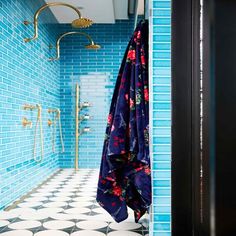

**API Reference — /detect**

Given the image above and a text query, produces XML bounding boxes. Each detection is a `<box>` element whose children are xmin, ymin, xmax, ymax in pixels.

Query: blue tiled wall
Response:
<box><xmin>59</xmin><ymin>21</ymin><xmax>133</xmax><ymax>168</ymax></box>
<box><xmin>151</xmin><ymin>0</ymin><xmax>171</xmax><ymax>235</ymax></box>
<box><xmin>0</xmin><ymin>0</ymin><xmax>172</xmax><ymax>234</ymax></box>
<box><xmin>0</xmin><ymin>0</ymin><xmax>61</xmax><ymax>210</ymax></box>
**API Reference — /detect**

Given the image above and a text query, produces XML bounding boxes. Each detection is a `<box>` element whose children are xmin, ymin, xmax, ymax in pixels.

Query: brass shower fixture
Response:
<box><xmin>24</xmin><ymin>2</ymin><xmax>93</xmax><ymax>43</ymax></box>
<box><xmin>49</xmin><ymin>31</ymin><xmax>101</xmax><ymax>61</ymax></box>
<box><xmin>22</xmin><ymin>117</ymin><xmax>32</xmax><ymax>128</ymax></box>
<box><xmin>23</xmin><ymin>104</ymin><xmax>44</xmax><ymax>163</ymax></box>
<box><xmin>48</xmin><ymin>108</ymin><xmax>64</xmax><ymax>153</ymax></box>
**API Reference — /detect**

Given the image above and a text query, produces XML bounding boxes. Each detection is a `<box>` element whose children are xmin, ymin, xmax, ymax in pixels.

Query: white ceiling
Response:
<box><xmin>45</xmin><ymin>0</ymin><xmax>129</xmax><ymax>24</ymax></box>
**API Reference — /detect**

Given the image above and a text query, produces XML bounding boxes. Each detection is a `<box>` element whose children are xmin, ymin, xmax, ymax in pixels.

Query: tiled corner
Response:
<box><xmin>59</xmin><ymin>21</ymin><xmax>133</xmax><ymax>168</ymax></box>
<box><xmin>0</xmin><ymin>0</ymin><xmax>61</xmax><ymax>210</ymax></box>
<box><xmin>150</xmin><ymin>0</ymin><xmax>171</xmax><ymax>235</ymax></box>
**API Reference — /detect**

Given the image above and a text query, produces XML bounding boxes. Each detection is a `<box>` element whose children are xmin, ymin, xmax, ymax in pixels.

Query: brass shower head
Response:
<box><xmin>85</xmin><ymin>44</ymin><xmax>101</xmax><ymax>49</ymax></box>
<box><xmin>72</xmin><ymin>18</ymin><xmax>93</xmax><ymax>28</ymax></box>
<box><xmin>24</xmin><ymin>2</ymin><xmax>93</xmax><ymax>43</ymax></box>
<box><xmin>49</xmin><ymin>31</ymin><xmax>100</xmax><ymax>61</ymax></box>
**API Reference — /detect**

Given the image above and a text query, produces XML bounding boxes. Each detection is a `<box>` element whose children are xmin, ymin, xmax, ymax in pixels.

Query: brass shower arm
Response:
<box><xmin>24</xmin><ymin>2</ymin><xmax>90</xmax><ymax>43</ymax></box>
<box><xmin>49</xmin><ymin>31</ymin><xmax>96</xmax><ymax>61</ymax></box>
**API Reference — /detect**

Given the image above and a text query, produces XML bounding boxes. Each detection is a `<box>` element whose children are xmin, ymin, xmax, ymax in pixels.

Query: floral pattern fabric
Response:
<box><xmin>96</xmin><ymin>20</ymin><xmax>151</xmax><ymax>223</ymax></box>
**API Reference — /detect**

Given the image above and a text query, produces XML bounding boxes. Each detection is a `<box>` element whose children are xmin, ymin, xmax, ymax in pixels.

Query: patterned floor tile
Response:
<box><xmin>109</xmin><ymin>222</ymin><xmax>142</xmax><ymax>231</ymax></box>
<box><xmin>34</xmin><ymin>230</ymin><xmax>69</xmax><ymax>236</ymax></box>
<box><xmin>43</xmin><ymin>220</ymin><xmax>75</xmax><ymax>230</ymax></box>
<box><xmin>0</xmin><ymin>220</ymin><xmax>9</xmax><ymax>228</ymax></box>
<box><xmin>64</xmin><ymin>207</ymin><xmax>90</xmax><ymax>215</ymax></box>
<box><xmin>70</xmin><ymin>230</ymin><xmax>106</xmax><ymax>236</ymax></box>
<box><xmin>0</xmin><ymin>230</ymin><xmax>33</xmax><ymax>236</ymax></box>
<box><xmin>0</xmin><ymin>169</ymin><xmax>149</xmax><ymax>235</ymax></box>
<box><xmin>107</xmin><ymin>231</ymin><xmax>142</xmax><ymax>236</ymax></box>
<box><xmin>76</xmin><ymin>220</ymin><xmax>108</xmax><ymax>230</ymax></box>
<box><xmin>8</xmin><ymin>220</ymin><xmax>41</xmax><ymax>230</ymax></box>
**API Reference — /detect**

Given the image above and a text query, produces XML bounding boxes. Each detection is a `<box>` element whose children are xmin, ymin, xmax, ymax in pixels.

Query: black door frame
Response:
<box><xmin>172</xmin><ymin>0</ymin><xmax>207</xmax><ymax>235</ymax></box>
<box><xmin>172</xmin><ymin>0</ymin><xmax>236</xmax><ymax>235</ymax></box>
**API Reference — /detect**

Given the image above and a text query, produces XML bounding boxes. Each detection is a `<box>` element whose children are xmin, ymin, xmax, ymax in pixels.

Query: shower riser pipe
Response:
<box><xmin>75</xmin><ymin>83</ymin><xmax>80</xmax><ymax>171</ymax></box>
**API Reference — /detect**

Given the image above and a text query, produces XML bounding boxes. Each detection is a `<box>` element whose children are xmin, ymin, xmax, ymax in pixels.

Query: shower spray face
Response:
<box><xmin>85</xmin><ymin>44</ymin><xmax>101</xmax><ymax>49</ymax></box>
<box><xmin>72</xmin><ymin>18</ymin><xmax>93</xmax><ymax>28</ymax></box>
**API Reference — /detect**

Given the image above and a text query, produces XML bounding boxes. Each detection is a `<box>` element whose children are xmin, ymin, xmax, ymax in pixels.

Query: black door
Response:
<box><xmin>172</xmin><ymin>0</ymin><xmax>236</xmax><ymax>235</ymax></box>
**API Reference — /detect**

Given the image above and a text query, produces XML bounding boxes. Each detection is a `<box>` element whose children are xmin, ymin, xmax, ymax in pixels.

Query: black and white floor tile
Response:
<box><xmin>0</xmin><ymin>169</ymin><xmax>149</xmax><ymax>236</ymax></box>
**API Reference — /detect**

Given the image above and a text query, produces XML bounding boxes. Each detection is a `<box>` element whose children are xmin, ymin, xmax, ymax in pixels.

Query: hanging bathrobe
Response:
<box><xmin>96</xmin><ymin>20</ymin><xmax>151</xmax><ymax>223</ymax></box>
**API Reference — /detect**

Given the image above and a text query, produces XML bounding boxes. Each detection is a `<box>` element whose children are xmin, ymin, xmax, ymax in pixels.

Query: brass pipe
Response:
<box><xmin>33</xmin><ymin>104</ymin><xmax>44</xmax><ymax>162</ymax></box>
<box><xmin>75</xmin><ymin>83</ymin><xmax>80</xmax><ymax>171</ymax></box>
<box><xmin>24</xmin><ymin>2</ymin><xmax>93</xmax><ymax>43</ymax></box>
<box><xmin>23</xmin><ymin>104</ymin><xmax>44</xmax><ymax>162</ymax></box>
<box><xmin>49</xmin><ymin>31</ymin><xmax>100</xmax><ymax>61</ymax></box>
<box><xmin>23</xmin><ymin>104</ymin><xmax>38</xmax><ymax>110</ymax></box>
<box><xmin>48</xmin><ymin>108</ymin><xmax>64</xmax><ymax>153</ymax></box>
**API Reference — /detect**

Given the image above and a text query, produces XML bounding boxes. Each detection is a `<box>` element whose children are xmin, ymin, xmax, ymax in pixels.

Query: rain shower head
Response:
<box><xmin>49</xmin><ymin>32</ymin><xmax>100</xmax><ymax>61</ymax></box>
<box><xmin>85</xmin><ymin>44</ymin><xmax>101</xmax><ymax>49</ymax></box>
<box><xmin>24</xmin><ymin>2</ymin><xmax>93</xmax><ymax>43</ymax></box>
<box><xmin>72</xmin><ymin>18</ymin><xmax>93</xmax><ymax>28</ymax></box>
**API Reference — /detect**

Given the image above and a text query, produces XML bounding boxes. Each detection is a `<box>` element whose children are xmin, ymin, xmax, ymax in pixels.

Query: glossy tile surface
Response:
<box><xmin>0</xmin><ymin>169</ymin><xmax>149</xmax><ymax>235</ymax></box>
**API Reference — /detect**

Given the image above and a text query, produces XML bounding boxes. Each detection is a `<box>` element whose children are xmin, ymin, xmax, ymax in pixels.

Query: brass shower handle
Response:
<box><xmin>48</xmin><ymin>119</ymin><xmax>54</xmax><ymax>126</ymax></box>
<box><xmin>22</xmin><ymin>117</ymin><xmax>32</xmax><ymax>128</ymax></box>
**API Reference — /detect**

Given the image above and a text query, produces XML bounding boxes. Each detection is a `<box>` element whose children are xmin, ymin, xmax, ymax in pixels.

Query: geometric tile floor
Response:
<box><xmin>0</xmin><ymin>169</ymin><xmax>149</xmax><ymax>236</ymax></box>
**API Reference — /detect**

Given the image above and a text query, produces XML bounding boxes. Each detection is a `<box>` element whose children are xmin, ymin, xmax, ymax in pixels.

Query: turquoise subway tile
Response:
<box><xmin>153</xmin><ymin>9</ymin><xmax>171</xmax><ymax>17</ymax></box>
<box><xmin>0</xmin><ymin>0</ymin><xmax>60</xmax><ymax>210</ymax></box>
<box><xmin>59</xmin><ymin>20</ymin><xmax>133</xmax><ymax>168</ymax></box>
<box><xmin>152</xmin><ymin>161</ymin><xmax>171</xmax><ymax>170</ymax></box>
<box><xmin>152</xmin><ymin>170</ymin><xmax>171</xmax><ymax>178</ymax></box>
<box><xmin>153</xmin><ymin>86</ymin><xmax>171</xmax><ymax>93</ymax></box>
<box><xmin>153</xmin><ymin>18</ymin><xmax>171</xmax><ymax>26</ymax></box>
<box><xmin>153</xmin><ymin>205</ymin><xmax>171</xmax><ymax>214</ymax></box>
<box><xmin>154</xmin><ymin>223</ymin><xmax>171</xmax><ymax>231</ymax></box>
<box><xmin>153</xmin><ymin>179</ymin><xmax>170</xmax><ymax>188</ymax></box>
<box><xmin>153</xmin><ymin>93</ymin><xmax>171</xmax><ymax>101</ymax></box>
<box><xmin>153</xmin><ymin>42</ymin><xmax>171</xmax><ymax>50</ymax></box>
<box><xmin>153</xmin><ymin>187</ymin><xmax>171</xmax><ymax>197</ymax></box>
<box><xmin>153</xmin><ymin>214</ymin><xmax>171</xmax><ymax>222</ymax></box>
<box><xmin>153</xmin><ymin>144</ymin><xmax>171</xmax><ymax>153</ymax></box>
<box><xmin>153</xmin><ymin>1</ymin><xmax>171</xmax><ymax>8</ymax></box>
<box><xmin>153</xmin><ymin>26</ymin><xmax>171</xmax><ymax>34</ymax></box>
<box><xmin>153</xmin><ymin>154</ymin><xmax>171</xmax><ymax>161</ymax></box>
<box><xmin>153</xmin><ymin>127</ymin><xmax>171</xmax><ymax>136</ymax></box>
<box><xmin>153</xmin><ymin>102</ymin><xmax>171</xmax><ymax>110</ymax></box>
<box><xmin>153</xmin><ymin>110</ymin><xmax>171</xmax><ymax>119</ymax></box>
<box><xmin>153</xmin><ymin>120</ymin><xmax>171</xmax><ymax>127</ymax></box>
<box><xmin>153</xmin><ymin>136</ymin><xmax>171</xmax><ymax>144</ymax></box>
<box><xmin>153</xmin><ymin>232</ymin><xmax>171</xmax><ymax>236</ymax></box>
<box><xmin>153</xmin><ymin>68</ymin><xmax>171</xmax><ymax>77</ymax></box>
<box><xmin>153</xmin><ymin>51</ymin><xmax>171</xmax><ymax>59</ymax></box>
<box><xmin>153</xmin><ymin>34</ymin><xmax>171</xmax><ymax>42</ymax></box>
<box><xmin>153</xmin><ymin>59</ymin><xmax>171</xmax><ymax>67</ymax></box>
<box><xmin>153</xmin><ymin>76</ymin><xmax>171</xmax><ymax>85</ymax></box>
<box><xmin>153</xmin><ymin>196</ymin><xmax>171</xmax><ymax>205</ymax></box>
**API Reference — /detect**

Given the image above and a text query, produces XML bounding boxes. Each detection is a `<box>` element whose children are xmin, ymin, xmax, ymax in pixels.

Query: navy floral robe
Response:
<box><xmin>96</xmin><ymin>20</ymin><xmax>151</xmax><ymax>223</ymax></box>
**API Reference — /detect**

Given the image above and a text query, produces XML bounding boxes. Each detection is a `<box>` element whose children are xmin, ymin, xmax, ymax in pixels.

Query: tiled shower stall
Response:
<box><xmin>0</xmin><ymin>0</ymin><xmax>171</xmax><ymax>235</ymax></box>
